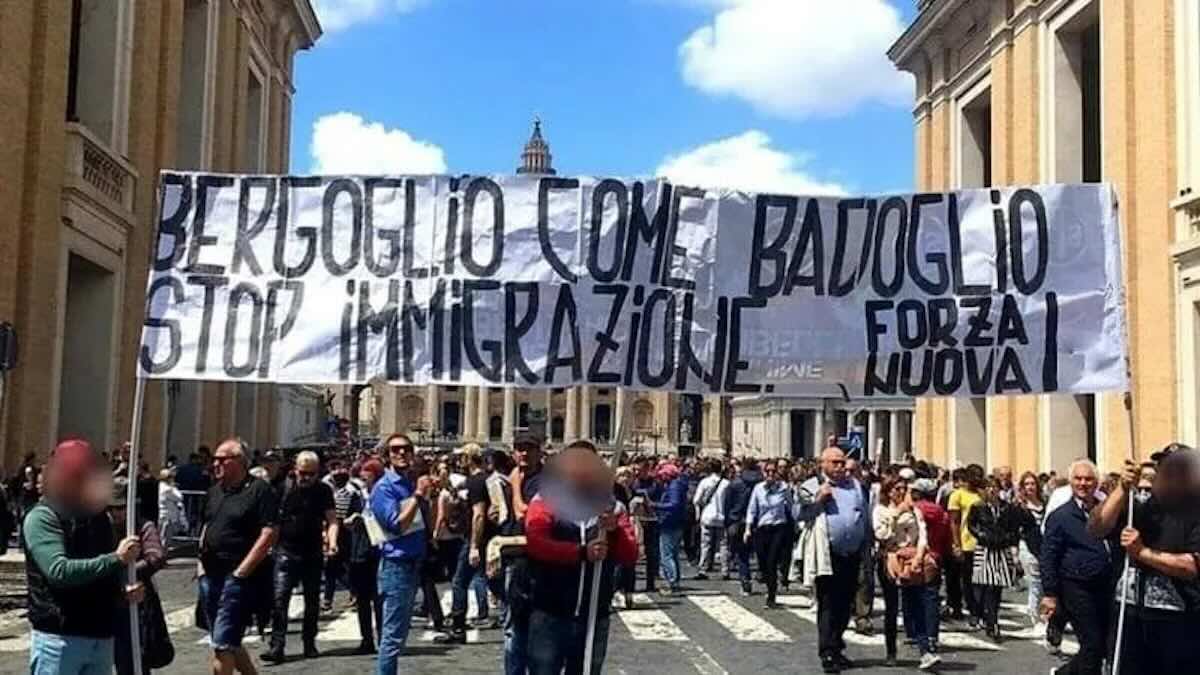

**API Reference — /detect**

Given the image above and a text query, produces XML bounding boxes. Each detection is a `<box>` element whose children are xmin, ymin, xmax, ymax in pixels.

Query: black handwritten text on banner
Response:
<box><xmin>138</xmin><ymin>173</ymin><xmax>1127</xmax><ymax>398</ymax></box>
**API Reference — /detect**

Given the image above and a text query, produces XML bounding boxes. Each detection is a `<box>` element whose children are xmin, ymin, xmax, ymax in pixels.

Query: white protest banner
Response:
<box><xmin>138</xmin><ymin>173</ymin><xmax>1127</xmax><ymax>398</ymax></box>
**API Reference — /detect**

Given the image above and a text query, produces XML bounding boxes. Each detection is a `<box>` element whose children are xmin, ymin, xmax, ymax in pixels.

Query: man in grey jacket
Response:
<box><xmin>798</xmin><ymin>447</ymin><xmax>869</xmax><ymax>674</ymax></box>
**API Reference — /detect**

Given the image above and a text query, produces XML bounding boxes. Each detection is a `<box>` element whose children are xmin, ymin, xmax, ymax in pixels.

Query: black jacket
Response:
<box><xmin>723</xmin><ymin>470</ymin><xmax>763</xmax><ymax>528</ymax></box>
<box><xmin>1040</xmin><ymin>498</ymin><xmax>1112</xmax><ymax>597</ymax></box>
<box><xmin>966</xmin><ymin>500</ymin><xmax>1026</xmax><ymax>550</ymax></box>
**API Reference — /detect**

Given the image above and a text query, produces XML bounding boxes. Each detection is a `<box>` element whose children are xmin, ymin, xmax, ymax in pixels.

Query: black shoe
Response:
<box><xmin>833</xmin><ymin>653</ymin><xmax>854</xmax><ymax>670</ymax></box>
<box><xmin>721</xmin><ymin>574</ymin><xmax>732</xmax><ymax>581</ymax></box>
<box><xmin>821</xmin><ymin>655</ymin><xmax>841</xmax><ymax>673</ymax></box>
<box><xmin>355</xmin><ymin>641</ymin><xmax>376</xmax><ymax>655</ymax></box>
<box><xmin>433</xmin><ymin>631</ymin><xmax>467</xmax><ymax>645</ymax></box>
<box><xmin>260</xmin><ymin>650</ymin><xmax>285</xmax><ymax>665</ymax></box>
<box><xmin>764</xmin><ymin>600</ymin><xmax>779</xmax><ymax>610</ymax></box>
<box><xmin>741</xmin><ymin>582</ymin><xmax>753</xmax><ymax>596</ymax></box>
<box><xmin>303</xmin><ymin>644</ymin><xmax>319</xmax><ymax>659</ymax></box>
<box><xmin>694</xmin><ymin>572</ymin><xmax>709</xmax><ymax>581</ymax></box>
<box><xmin>884</xmin><ymin>652</ymin><xmax>897</xmax><ymax>667</ymax></box>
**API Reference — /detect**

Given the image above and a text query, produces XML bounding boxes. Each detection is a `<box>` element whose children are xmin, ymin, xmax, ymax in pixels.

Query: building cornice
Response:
<box><xmin>888</xmin><ymin>0</ymin><xmax>960</xmax><ymax>68</ymax></box>
<box><xmin>291</xmin><ymin>0</ymin><xmax>322</xmax><ymax>47</ymax></box>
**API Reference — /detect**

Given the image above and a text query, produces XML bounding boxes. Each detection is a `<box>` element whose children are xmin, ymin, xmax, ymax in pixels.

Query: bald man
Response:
<box><xmin>199</xmin><ymin>439</ymin><xmax>278</xmax><ymax>675</ymax></box>
<box><xmin>524</xmin><ymin>443</ymin><xmax>638</xmax><ymax>674</ymax></box>
<box><xmin>263</xmin><ymin>451</ymin><xmax>337</xmax><ymax>663</ymax></box>
<box><xmin>798</xmin><ymin>447</ymin><xmax>869</xmax><ymax>674</ymax></box>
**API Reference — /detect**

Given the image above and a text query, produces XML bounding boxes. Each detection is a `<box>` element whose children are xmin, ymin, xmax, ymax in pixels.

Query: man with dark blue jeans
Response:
<box><xmin>372</xmin><ymin>435</ymin><xmax>432</xmax><ymax>675</ymax></box>
<box><xmin>525</xmin><ymin>443</ymin><xmax>637</xmax><ymax>675</ymax></box>
<box><xmin>724</xmin><ymin>460</ymin><xmax>762</xmax><ymax>595</ymax></box>
<box><xmin>503</xmin><ymin>434</ymin><xmax>544</xmax><ymax>675</ymax></box>
<box><xmin>199</xmin><ymin>438</ymin><xmax>278</xmax><ymax>675</ymax></box>
<box><xmin>436</xmin><ymin>448</ymin><xmax>490</xmax><ymax>644</ymax></box>
<box><xmin>655</xmin><ymin>464</ymin><xmax>689</xmax><ymax>594</ymax></box>
<box><xmin>263</xmin><ymin>451</ymin><xmax>337</xmax><ymax>663</ymax></box>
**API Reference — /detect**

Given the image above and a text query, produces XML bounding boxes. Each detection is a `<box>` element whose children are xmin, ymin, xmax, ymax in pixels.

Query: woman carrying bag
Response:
<box><xmin>874</xmin><ymin>476</ymin><xmax>939</xmax><ymax>670</ymax></box>
<box><xmin>966</xmin><ymin>477</ymin><xmax>1031</xmax><ymax>642</ymax></box>
<box><xmin>109</xmin><ymin>477</ymin><xmax>173</xmax><ymax>674</ymax></box>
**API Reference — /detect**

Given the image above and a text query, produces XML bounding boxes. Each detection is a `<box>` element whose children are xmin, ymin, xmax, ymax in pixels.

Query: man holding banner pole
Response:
<box><xmin>1087</xmin><ymin>447</ymin><xmax>1200</xmax><ymax>674</ymax></box>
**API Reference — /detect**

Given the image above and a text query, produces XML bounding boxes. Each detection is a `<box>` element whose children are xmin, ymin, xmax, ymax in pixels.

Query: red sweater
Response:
<box><xmin>525</xmin><ymin>497</ymin><xmax>638</xmax><ymax>567</ymax></box>
<box><xmin>915</xmin><ymin>500</ymin><xmax>952</xmax><ymax>561</ymax></box>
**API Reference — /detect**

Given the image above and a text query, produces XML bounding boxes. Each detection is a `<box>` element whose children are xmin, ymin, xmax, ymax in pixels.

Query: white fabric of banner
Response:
<box><xmin>138</xmin><ymin>174</ymin><xmax>1127</xmax><ymax>398</ymax></box>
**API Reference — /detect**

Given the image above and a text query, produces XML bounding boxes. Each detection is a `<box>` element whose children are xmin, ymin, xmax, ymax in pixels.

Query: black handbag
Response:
<box><xmin>142</xmin><ymin>581</ymin><xmax>175</xmax><ymax>669</ymax></box>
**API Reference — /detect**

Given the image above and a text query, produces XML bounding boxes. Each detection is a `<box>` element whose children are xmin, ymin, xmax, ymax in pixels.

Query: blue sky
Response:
<box><xmin>293</xmin><ymin>0</ymin><xmax>918</xmax><ymax>196</ymax></box>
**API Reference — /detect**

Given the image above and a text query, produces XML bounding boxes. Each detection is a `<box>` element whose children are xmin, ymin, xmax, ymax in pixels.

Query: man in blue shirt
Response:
<box><xmin>370</xmin><ymin>434</ymin><xmax>433</xmax><ymax>675</ymax></box>
<box><xmin>798</xmin><ymin>446</ymin><xmax>868</xmax><ymax>674</ymax></box>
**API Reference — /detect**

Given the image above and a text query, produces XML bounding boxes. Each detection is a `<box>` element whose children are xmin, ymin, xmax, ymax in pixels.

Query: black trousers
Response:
<box><xmin>1112</xmin><ymin>606</ymin><xmax>1200</xmax><ymax>674</ymax></box>
<box><xmin>816</xmin><ymin>553</ymin><xmax>860</xmax><ymax>658</ymax></box>
<box><xmin>269</xmin><ymin>553</ymin><xmax>322</xmax><ymax>653</ymax></box>
<box><xmin>961</xmin><ymin>551</ymin><xmax>980</xmax><ymax>617</ymax></box>
<box><xmin>1057</xmin><ymin>576</ymin><xmax>1111</xmax><ymax>675</ymax></box>
<box><xmin>876</xmin><ymin>560</ymin><xmax>899</xmax><ymax>656</ymax></box>
<box><xmin>641</xmin><ymin>521</ymin><xmax>660</xmax><ymax>591</ymax></box>
<box><xmin>348</xmin><ymin>557</ymin><xmax>382</xmax><ymax>646</ymax></box>
<box><xmin>727</xmin><ymin>523</ymin><xmax>753</xmax><ymax>584</ymax></box>
<box><xmin>943</xmin><ymin>554</ymin><xmax>963</xmax><ymax>615</ymax></box>
<box><xmin>753</xmin><ymin>524</ymin><xmax>791</xmax><ymax>603</ymax></box>
<box><xmin>978</xmin><ymin>585</ymin><xmax>1002</xmax><ymax>631</ymax></box>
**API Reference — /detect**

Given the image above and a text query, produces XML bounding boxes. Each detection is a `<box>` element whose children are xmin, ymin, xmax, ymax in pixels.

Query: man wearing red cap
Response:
<box><xmin>23</xmin><ymin>438</ymin><xmax>143</xmax><ymax>674</ymax></box>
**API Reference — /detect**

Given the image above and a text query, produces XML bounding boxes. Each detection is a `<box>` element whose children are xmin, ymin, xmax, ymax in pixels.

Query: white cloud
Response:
<box><xmin>656</xmin><ymin>130</ymin><xmax>846</xmax><ymax>195</ymax></box>
<box><xmin>312</xmin><ymin>0</ymin><xmax>426</xmax><ymax>32</ymax></box>
<box><xmin>309</xmin><ymin>112</ymin><xmax>447</xmax><ymax>174</ymax></box>
<box><xmin>678</xmin><ymin>0</ymin><xmax>913</xmax><ymax>119</ymax></box>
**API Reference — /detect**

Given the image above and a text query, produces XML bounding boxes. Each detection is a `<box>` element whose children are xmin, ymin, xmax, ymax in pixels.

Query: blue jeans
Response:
<box><xmin>900</xmin><ymin>584</ymin><xmax>933</xmax><ymax>654</ymax></box>
<box><xmin>29</xmin><ymin>630</ymin><xmax>113</xmax><ymax>675</ymax></box>
<box><xmin>377</xmin><ymin>558</ymin><xmax>420</xmax><ymax>675</ymax></box>
<box><xmin>504</xmin><ymin>560</ymin><xmax>531</xmax><ymax>675</ymax></box>
<box><xmin>200</xmin><ymin>573</ymin><xmax>254</xmax><ymax>651</ymax></box>
<box><xmin>659</xmin><ymin>526</ymin><xmax>683</xmax><ymax>589</ymax></box>
<box><xmin>450</xmin><ymin>542</ymin><xmax>488</xmax><ymax>629</ymax></box>
<box><xmin>527</xmin><ymin>609</ymin><xmax>610</xmax><ymax>675</ymax></box>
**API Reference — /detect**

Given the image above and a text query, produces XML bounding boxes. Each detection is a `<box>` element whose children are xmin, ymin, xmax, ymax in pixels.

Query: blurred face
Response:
<box><xmin>890</xmin><ymin>481</ymin><xmax>908</xmax><ymax>505</ymax></box>
<box><xmin>212</xmin><ymin>442</ymin><xmax>245</xmax><ymax>484</ymax></box>
<box><xmin>1021</xmin><ymin>476</ymin><xmax>1039</xmax><ymax>499</ymax></box>
<box><xmin>1070</xmin><ymin>465</ymin><xmax>1098</xmax><ymax>501</ymax></box>
<box><xmin>822</xmin><ymin>449</ymin><xmax>847</xmax><ymax>481</ymax></box>
<box><xmin>515</xmin><ymin>444</ymin><xmax>542</xmax><ymax>470</ymax></box>
<box><xmin>845</xmin><ymin>459</ymin><xmax>860</xmax><ymax>479</ymax></box>
<box><xmin>985</xmin><ymin>483</ymin><xmax>1000</xmax><ymax>502</ymax></box>
<box><xmin>762</xmin><ymin>463</ymin><xmax>778</xmax><ymax>482</ymax></box>
<box><xmin>295</xmin><ymin>458</ymin><xmax>319</xmax><ymax>486</ymax></box>
<box><xmin>82</xmin><ymin>471</ymin><xmax>113</xmax><ymax>514</ymax></box>
<box><xmin>359</xmin><ymin>468</ymin><xmax>381</xmax><ymax>489</ymax></box>
<box><xmin>997</xmin><ymin>467</ymin><xmax>1013</xmax><ymax>486</ymax></box>
<box><xmin>387</xmin><ymin>437</ymin><xmax>414</xmax><ymax>473</ymax></box>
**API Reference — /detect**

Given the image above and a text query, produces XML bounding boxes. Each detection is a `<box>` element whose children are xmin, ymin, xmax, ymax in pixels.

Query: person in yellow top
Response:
<box><xmin>946</xmin><ymin>465</ymin><xmax>985</xmax><ymax>630</ymax></box>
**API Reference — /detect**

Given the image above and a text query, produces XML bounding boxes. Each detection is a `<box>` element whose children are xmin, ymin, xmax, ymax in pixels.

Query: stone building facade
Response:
<box><xmin>0</xmin><ymin>0</ymin><xmax>321</xmax><ymax>470</ymax></box>
<box><xmin>890</xmin><ymin>0</ymin><xmax>1181</xmax><ymax>471</ymax></box>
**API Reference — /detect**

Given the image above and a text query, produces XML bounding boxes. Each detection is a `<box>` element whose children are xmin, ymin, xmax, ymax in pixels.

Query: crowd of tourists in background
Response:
<box><xmin>11</xmin><ymin>429</ymin><xmax>1200</xmax><ymax>675</ymax></box>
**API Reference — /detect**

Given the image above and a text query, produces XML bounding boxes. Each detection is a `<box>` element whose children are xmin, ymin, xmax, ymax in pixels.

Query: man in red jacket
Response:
<box><xmin>525</xmin><ymin>442</ymin><xmax>637</xmax><ymax>675</ymax></box>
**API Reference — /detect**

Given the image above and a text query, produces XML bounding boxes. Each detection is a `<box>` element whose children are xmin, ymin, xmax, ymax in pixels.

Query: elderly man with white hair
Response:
<box><xmin>1039</xmin><ymin>459</ymin><xmax>1112</xmax><ymax>675</ymax></box>
<box><xmin>262</xmin><ymin>450</ymin><xmax>338</xmax><ymax>664</ymax></box>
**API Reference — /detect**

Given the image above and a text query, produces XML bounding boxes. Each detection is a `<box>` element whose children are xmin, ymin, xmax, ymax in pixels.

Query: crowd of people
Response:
<box><xmin>15</xmin><ymin>430</ymin><xmax>1200</xmax><ymax>675</ymax></box>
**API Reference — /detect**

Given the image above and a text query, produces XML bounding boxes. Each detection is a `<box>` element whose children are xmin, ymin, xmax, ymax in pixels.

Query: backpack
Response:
<box><xmin>443</xmin><ymin>489</ymin><xmax>469</xmax><ymax>536</ymax></box>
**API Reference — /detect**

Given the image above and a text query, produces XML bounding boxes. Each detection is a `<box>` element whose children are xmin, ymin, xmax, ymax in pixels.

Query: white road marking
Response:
<box><xmin>616</xmin><ymin>593</ymin><xmax>687</xmax><ymax>641</ymax></box>
<box><xmin>687</xmin><ymin>595</ymin><xmax>789</xmax><ymax>642</ymax></box>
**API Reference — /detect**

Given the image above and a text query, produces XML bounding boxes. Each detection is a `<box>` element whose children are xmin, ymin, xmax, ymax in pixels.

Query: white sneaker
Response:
<box><xmin>918</xmin><ymin>653</ymin><xmax>942</xmax><ymax>671</ymax></box>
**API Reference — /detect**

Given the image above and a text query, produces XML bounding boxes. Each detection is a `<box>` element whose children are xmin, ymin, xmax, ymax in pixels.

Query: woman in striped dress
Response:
<box><xmin>966</xmin><ymin>477</ymin><xmax>1026</xmax><ymax>641</ymax></box>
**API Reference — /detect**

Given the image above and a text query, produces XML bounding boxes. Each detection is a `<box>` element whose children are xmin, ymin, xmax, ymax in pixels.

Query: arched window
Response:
<box><xmin>633</xmin><ymin>400</ymin><xmax>654</xmax><ymax>431</ymax></box>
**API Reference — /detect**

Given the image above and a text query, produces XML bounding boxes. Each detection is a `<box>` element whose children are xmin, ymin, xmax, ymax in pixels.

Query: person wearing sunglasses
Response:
<box><xmin>198</xmin><ymin>438</ymin><xmax>278</xmax><ymax>675</ymax></box>
<box><xmin>261</xmin><ymin>452</ymin><xmax>337</xmax><ymax>664</ymax></box>
<box><xmin>371</xmin><ymin>434</ymin><xmax>435</xmax><ymax>675</ymax></box>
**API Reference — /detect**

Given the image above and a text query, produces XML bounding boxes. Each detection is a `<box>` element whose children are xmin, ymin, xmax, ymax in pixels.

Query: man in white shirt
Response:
<box><xmin>693</xmin><ymin>460</ymin><xmax>729</xmax><ymax>580</ymax></box>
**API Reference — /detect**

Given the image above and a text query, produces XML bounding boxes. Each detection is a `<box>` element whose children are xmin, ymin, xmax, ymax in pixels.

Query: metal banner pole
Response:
<box><xmin>125</xmin><ymin>376</ymin><xmax>147</xmax><ymax>675</ymax></box>
<box><xmin>1110</xmin><ymin>392</ymin><xmax>1137</xmax><ymax>675</ymax></box>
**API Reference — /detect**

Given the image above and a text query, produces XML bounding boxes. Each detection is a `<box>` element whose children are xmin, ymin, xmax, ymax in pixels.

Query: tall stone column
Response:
<box><xmin>867</xmin><ymin>410</ymin><xmax>878</xmax><ymax>461</ymax></box>
<box><xmin>614</xmin><ymin>388</ymin><xmax>627</xmax><ymax>439</ymax></box>
<box><xmin>579</xmin><ymin>387</ymin><xmax>592</xmax><ymax>440</ymax></box>
<box><xmin>476</xmin><ymin>387</ymin><xmax>490</xmax><ymax>442</ymax></box>
<box><xmin>780</xmin><ymin>407</ymin><xmax>792</xmax><ymax>458</ymax></box>
<box><xmin>424</xmin><ymin>385</ymin><xmax>439</xmax><ymax>434</ymax></box>
<box><xmin>889</xmin><ymin>410</ymin><xmax>901</xmax><ymax>464</ymax></box>
<box><xmin>565</xmin><ymin>387</ymin><xmax>579</xmax><ymax>441</ymax></box>
<box><xmin>462</xmin><ymin>387</ymin><xmax>476</xmax><ymax>440</ymax></box>
<box><xmin>502</xmin><ymin>388</ymin><xmax>516</xmax><ymax>443</ymax></box>
<box><xmin>811</xmin><ymin>408</ymin><xmax>825</xmax><ymax>458</ymax></box>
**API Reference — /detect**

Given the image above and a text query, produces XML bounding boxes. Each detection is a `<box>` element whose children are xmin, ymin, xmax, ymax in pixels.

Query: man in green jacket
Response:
<box><xmin>24</xmin><ymin>438</ymin><xmax>142</xmax><ymax>675</ymax></box>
